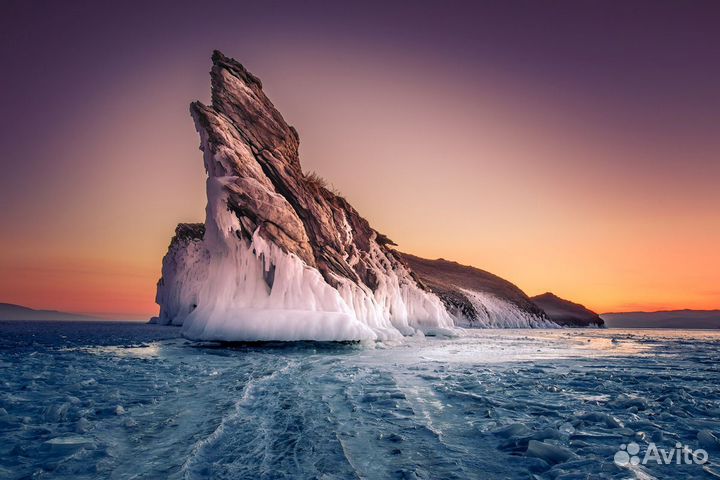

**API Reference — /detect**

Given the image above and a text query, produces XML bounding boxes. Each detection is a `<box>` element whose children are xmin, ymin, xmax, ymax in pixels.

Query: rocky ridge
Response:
<box><xmin>154</xmin><ymin>51</ymin><xmax>570</xmax><ymax>341</ymax></box>
<box><xmin>530</xmin><ymin>292</ymin><xmax>604</xmax><ymax>328</ymax></box>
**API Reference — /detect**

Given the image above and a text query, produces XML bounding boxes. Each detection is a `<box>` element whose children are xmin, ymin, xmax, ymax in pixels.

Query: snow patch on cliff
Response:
<box><xmin>457</xmin><ymin>288</ymin><xmax>558</xmax><ymax>328</ymax></box>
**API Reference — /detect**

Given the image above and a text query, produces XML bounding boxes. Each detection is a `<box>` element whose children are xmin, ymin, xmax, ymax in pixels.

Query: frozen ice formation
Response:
<box><xmin>154</xmin><ymin>51</ymin><xmax>557</xmax><ymax>341</ymax></box>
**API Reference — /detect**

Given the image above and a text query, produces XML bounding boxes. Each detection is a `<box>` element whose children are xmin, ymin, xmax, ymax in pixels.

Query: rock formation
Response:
<box><xmin>155</xmin><ymin>51</ymin><xmax>570</xmax><ymax>341</ymax></box>
<box><xmin>155</xmin><ymin>51</ymin><xmax>455</xmax><ymax>341</ymax></box>
<box><xmin>530</xmin><ymin>292</ymin><xmax>604</xmax><ymax>327</ymax></box>
<box><xmin>400</xmin><ymin>254</ymin><xmax>555</xmax><ymax>328</ymax></box>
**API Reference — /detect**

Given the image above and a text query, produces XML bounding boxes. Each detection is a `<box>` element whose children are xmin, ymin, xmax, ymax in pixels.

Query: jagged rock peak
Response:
<box><xmin>190</xmin><ymin>50</ymin><xmax>411</xmax><ymax>291</ymax></box>
<box><xmin>197</xmin><ymin>50</ymin><xmax>300</xmax><ymax>170</ymax></box>
<box><xmin>211</xmin><ymin>50</ymin><xmax>263</xmax><ymax>89</ymax></box>
<box><xmin>154</xmin><ymin>51</ymin><xmax>455</xmax><ymax>341</ymax></box>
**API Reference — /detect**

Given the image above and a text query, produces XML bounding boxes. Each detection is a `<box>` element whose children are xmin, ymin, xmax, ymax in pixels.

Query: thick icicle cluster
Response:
<box><xmin>155</xmin><ymin>51</ymin><xmax>455</xmax><ymax>341</ymax></box>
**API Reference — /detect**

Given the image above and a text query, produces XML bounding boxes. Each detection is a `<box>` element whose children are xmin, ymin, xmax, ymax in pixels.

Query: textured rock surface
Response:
<box><xmin>531</xmin><ymin>292</ymin><xmax>604</xmax><ymax>327</ymax></box>
<box><xmin>190</xmin><ymin>51</ymin><xmax>417</xmax><ymax>292</ymax></box>
<box><xmin>400</xmin><ymin>254</ymin><xmax>556</xmax><ymax>328</ymax></box>
<box><xmin>154</xmin><ymin>51</ymin><xmax>574</xmax><ymax>340</ymax></box>
<box><xmin>155</xmin><ymin>51</ymin><xmax>454</xmax><ymax>341</ymax></box>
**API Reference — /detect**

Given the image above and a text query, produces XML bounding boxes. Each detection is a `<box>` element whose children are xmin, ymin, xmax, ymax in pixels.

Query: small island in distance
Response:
<box><xmin>601</xmin><ymin>309</ymin><xmax>720</xmax><ymax>329</ymax></box>
<box><xmin>0</xmin><ymin>303</ymin><xmax>104</xmax><ymax>322</ymax></box>
<box><xmin>530</xmin><ymin>292</ymin><xmax>604</xmax><ymax>328</ymax></box>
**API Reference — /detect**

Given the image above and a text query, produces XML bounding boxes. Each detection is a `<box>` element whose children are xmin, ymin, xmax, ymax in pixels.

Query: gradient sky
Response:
<box><xmin>1</xmin><ymin>0</ymin><xmax>719</xmax><ymax>318</ymax></box>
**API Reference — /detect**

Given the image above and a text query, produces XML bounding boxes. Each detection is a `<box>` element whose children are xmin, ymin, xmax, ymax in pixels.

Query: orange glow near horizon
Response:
<box><xmin>1</xmin><ymin>45</ymin><xmax>718</xmax><ymax>318</ymax></box>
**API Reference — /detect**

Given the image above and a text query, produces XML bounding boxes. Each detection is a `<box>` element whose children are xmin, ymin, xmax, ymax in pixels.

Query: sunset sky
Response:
<box><xmin>1</xmin><ymin>0</ymin><xmax>718</xmax><ymax>319</ymax></box>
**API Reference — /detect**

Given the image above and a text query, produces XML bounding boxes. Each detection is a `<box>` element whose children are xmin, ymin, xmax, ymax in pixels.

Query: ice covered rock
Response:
<box><xmin>42</xmin><ymin>436</ymin><xmax>95</xmax><ymax>454</ymax></box>
<box><xmin>493</xmin><ymin>423</ymin><xmax>533</xmax><ymax>439</ymax></box>
<box><xmin>526</xmin><ymin>440</ymin><xmax>576</xmax><ymax>464</ymax></box>
<box><xmin>400</xmin><ymin>254</ymin><xmax>556</xmax><ymax>327</ymax></box>
<box><xmin>155</xmin><ymin>51</ymin><xmax>455</xmax><ymax>341</ymax></box>
<box><xmin>154</xmin><ymin>51</ymin><xmax>571</xmax><ymax>341</ymax></box>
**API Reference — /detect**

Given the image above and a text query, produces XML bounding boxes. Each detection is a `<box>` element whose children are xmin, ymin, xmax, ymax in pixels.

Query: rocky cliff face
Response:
<box><xmin>155</xmin><ymin>51</ymin><xmax>454</xmax><ymax>341</ymax></box>
<box><xmin>530</xmin><ymin>292</ymin><xmax>604</xmax><ymax>327</ymax></box>
<box><xmin>155</xmin><ymin>51</ymin><xmax>569</xmax><ymax>341</ymax></box>
<box><xmin>400</xmin><ymin>254</ymin><xmax>555</xmax><ymax>328</ymax></box>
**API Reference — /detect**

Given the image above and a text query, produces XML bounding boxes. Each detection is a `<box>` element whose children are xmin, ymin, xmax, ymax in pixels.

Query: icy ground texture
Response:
<box><xmin>2</xmin><ymin>321</ymin><xmax>720</xmax><ymax>479</ymax></box>
<box><xmin>155</xmin><ymin>51</ymin><xmax>456</xmax><ymax>341</ymax></box>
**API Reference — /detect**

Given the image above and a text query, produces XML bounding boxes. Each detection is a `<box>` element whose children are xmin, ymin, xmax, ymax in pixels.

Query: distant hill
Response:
<box><xmin>601</xmin><ymin>310</ymin><xmax>720</xmax><ymax>329</ymax></box>
<box><xmin>0</xmin><ymin>303</ymin><xmax>102</xmax><ymax>321</ymax></box>
<box><xmin>530</xmin><ymin>292</ymin><xmax>604</xmax><ymax>327</ymax></box>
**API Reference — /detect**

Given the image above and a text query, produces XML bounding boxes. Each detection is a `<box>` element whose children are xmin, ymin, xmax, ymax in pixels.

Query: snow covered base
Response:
<box><xmin>156</xmin><ymin>179</ymin><xmax>455</xmax><ymax>342</ymax></box>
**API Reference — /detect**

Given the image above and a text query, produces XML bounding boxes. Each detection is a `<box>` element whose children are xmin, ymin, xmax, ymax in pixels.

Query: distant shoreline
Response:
<box><xmin>1</xmin><ymin>319</ymin><xmax>717</xmax><ymax>332</ymax></box>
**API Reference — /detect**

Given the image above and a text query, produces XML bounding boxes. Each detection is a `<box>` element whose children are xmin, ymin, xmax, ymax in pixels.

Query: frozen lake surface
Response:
<box><xmin>1</xmin><ymin>321</ymin><xmax>720</xmax><ymax>479</ymax></box>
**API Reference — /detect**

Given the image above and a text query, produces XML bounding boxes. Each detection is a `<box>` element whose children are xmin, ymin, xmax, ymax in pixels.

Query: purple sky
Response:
<box><xmin>1</xmin><ymin>1</ymin><xmax>719</xmax><ymax>316</ymax></box>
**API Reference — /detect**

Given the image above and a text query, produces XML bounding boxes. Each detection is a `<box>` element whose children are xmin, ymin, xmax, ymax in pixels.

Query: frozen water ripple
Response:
<box><xmin>1</xmin><ymin>321</ymin><xmax>720</xmax><ymax>479</ymax></box>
